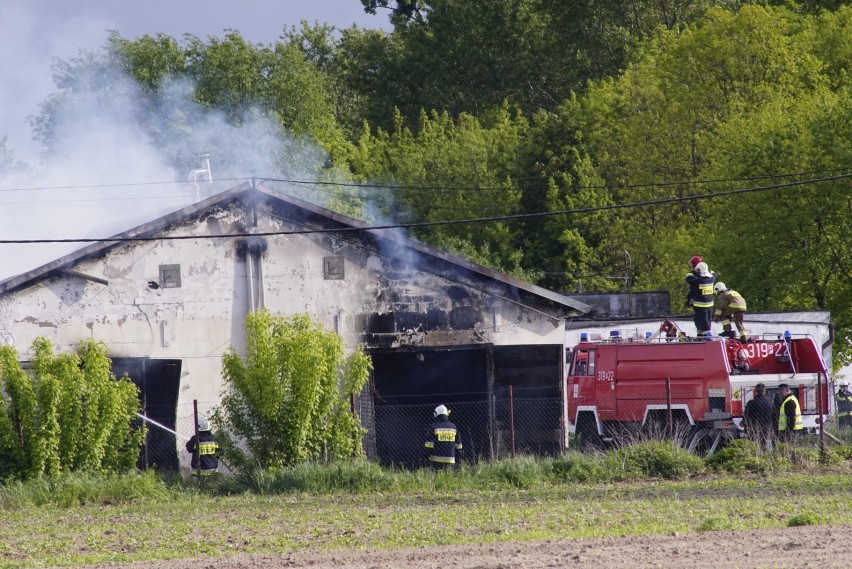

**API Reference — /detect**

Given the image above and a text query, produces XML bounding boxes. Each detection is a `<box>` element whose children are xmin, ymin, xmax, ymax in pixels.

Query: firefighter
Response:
<box><xmin>776</xmin><ymin>384</ymin><xmax>803</xmax><ymax>443</ymax></box>
<box><xmin>836</xmin><ymin>382</ymin><xmax>852</xmax><ymax>429</ymax></box>
<box><xmin>742</xmin><ymin>383</ymin><xmax>775</xmax><ymax>450</ymax></box>
<box><xmin>713</xmin><ymin>282</ymin><xmax>748</xmax><ymax>342</ymax></box>
<box><xmin>424</xmin><ymin>404</ymin><xmax>463</xmax><ymax>468</ymax></box>
<box><xmin>685</xmin><ymin>261</ymin><xmax>715</xmax><ymax>338</ymax></box>
<box><xmin>185</xmin><ymin>415</ymin><xmax>219</xmax><ymax>475</ymax></box>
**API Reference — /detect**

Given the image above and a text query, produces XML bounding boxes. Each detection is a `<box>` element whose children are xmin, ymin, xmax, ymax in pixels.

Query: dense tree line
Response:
<box><xmin>25</xmin><ymin>2</ymin><xmax>852</xmax><ymax>367</ymax></box>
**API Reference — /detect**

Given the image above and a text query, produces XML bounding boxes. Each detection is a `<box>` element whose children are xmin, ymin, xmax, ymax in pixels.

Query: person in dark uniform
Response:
<box><xmin>425</xmin><ymin>404</ymin><xmax>462</xmax><ymax>469</ymax></box>
<box><xmin>685</xmin><ymin>261</ymin><xmax>715</xmax><ymax>338</ymax></box>
<box><xmin>836</xmin><ymin>382</ymin><xmax>852</xmax><ymax>429</ymax></box>
<box><xmin>776</xmin><ymin>384</ymin><xmax>803</xmax><ymax>444</ymax></box>
<box><xmin>186</xmin><ymin>415</ymin><xmax>219</xmax><ymax>475</ymax></box>
<box><xmin>742</xmin><ymin>383</ymin><xmax>775</xmax><ymax>450</ymax></box>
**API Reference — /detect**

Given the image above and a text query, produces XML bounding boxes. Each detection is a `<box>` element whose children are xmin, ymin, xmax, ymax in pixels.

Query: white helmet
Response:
<box><xmin>434</xmin><ymin>404</ymin><xmax>449</xmax><ymax>417</ymax></box>
<box><xmin>714</xmin><ymin>282</ymin><xmax>727</xmax><ymax>294</ymax></box>
<box><xmin>197</xmin><ymin>416</ymin><xmax>210</xmax><ymax>431</ymax></box>
<box><xmin>695</xmin><ymin>262</ymin><xmax>710</xmax><ymax>276</ymax></box>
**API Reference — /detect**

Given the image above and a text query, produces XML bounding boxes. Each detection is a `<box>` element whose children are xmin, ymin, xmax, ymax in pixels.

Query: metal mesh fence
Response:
<box><xmin>134</xmin><ymin>377</ymin><xmax>833</xmax><ymax>474</ymax></box>
<box><xmin>136</xmin><ymin>402</ymin><xmax>220</xmax><ymax>473</ymax></box>
<box><xmin>369</xmin><ymin>388</ymin><xmax>564</xmax><ymax>468</ymax></box>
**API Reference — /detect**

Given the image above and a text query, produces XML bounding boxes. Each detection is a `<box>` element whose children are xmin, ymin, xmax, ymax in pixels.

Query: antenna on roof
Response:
<box><xmin>189</xmin><ymin>153</ymin><xmax>213</xmax><ymax>200</ymax></box>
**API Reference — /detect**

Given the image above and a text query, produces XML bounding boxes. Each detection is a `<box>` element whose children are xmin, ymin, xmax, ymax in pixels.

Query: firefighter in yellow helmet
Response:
<box><xmin>424</xmin><ymin>404</ymin><xmax>463</xmax><ymax>469</ymax></box>
<box><xmin>713</xmin><ymin>282</ymin><xmax>748</xmax><ymax>342</ymax></box>
<box><xmin>776</xmin><ymin>384</ymin><xmax>803</xmax><ymax>444</ymax></box>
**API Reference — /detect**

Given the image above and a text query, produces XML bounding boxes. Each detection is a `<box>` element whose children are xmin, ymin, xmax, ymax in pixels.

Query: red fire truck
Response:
<box><xmin>566</xmin><ymin>326</ymin><xmax>833</xmax><ymax>453</ymax></box>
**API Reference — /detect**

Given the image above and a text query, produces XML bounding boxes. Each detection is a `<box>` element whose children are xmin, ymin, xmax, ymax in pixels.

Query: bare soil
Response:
<box><xmin>69</xmin><ymin>525</ymin><xmax>852</xmax><ymax>569</ymax></box>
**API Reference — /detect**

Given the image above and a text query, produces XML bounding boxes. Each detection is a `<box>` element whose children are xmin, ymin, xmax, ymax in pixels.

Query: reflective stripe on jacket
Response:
<box><xmin>186</xmin><ymin>431</ymin><xmax>220</xmax><ymax>472</ymax></box>
<box><xmin>778</xmin><ymin>395</ymin><xmax>803</xmax><ymax>431</ymax></box>
<box><xmin>425</xmin><ymin>418</ymin><xmax>463</xmax><ymax>464</ymax></box>
<box><xmin>714</xmin><ymin>289</ymin><xmax>747</xmax><ymax>316</ymax></box>
<box><xmin>836</xmin><ymin>391</ymin><xmax>852</xmax><ymax>417</ymax></box>
<box><xmin>686</xmin><ymin>272</ymin><xmax>715</xmax><ymax>309</ymax></box>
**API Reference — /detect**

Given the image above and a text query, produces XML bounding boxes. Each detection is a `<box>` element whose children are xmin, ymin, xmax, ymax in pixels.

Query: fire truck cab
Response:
<box><xmin>566</xmin><ymin>329</ymin><xmax>832</xmax><ymax>453</ymax></box>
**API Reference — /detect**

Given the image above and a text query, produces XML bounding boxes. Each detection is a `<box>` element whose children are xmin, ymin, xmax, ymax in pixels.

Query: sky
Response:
<box><xmin>0</xmin><ymin>0</ymin><xmax>392</xmax><ymax>281</ymax></box>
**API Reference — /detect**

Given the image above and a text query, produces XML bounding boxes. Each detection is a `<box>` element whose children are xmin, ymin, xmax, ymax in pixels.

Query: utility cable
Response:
<box><xmin>0</xmin><ymin>172</ymin><xmax>847</xmax><ymax>245</ymax></box>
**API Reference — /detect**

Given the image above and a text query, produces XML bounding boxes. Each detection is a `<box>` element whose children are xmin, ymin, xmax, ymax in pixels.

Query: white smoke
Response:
<box><xmin>0</xmin><ymin>3</ymin><xmax>330</xmax><ymax>281</ymax></box>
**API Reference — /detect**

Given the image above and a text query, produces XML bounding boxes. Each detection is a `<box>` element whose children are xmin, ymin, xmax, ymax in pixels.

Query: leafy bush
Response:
<box><xmin>215</xmin><ymin>311</ymin><xmax>372</xmax><ymax>471</ymax></box>
<box><xmin>0</xmin><ymin>340</ymin><xmax>144</xmax><ymax>482</ymax></box>
<box><xmin>705</xmin><ymin>439</ymin><xmax>785</xmax><ymax>474</ymax></box>
<box><xmin>551</xmin><ymin>452</ymin><xmax>609</xmax><ymax>483</ymax></box>
<box><xmin>606</xmin><ymin>441</ymin><xmax>704</xmax><ymax>480</ymax></box>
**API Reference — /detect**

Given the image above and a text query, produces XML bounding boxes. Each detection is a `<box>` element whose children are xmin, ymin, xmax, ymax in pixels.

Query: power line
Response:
<box><xmin>2</xmin><ymin>167</ymin><xmax>849</xmax><ymax>197</ymax></box>
<box><xmin>0</xmin><ymin>173</ymin><xmax>847</xmax><ymax>245</ymax></box>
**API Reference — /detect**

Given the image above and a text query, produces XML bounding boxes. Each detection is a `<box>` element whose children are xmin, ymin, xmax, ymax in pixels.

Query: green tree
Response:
<box><xmin>0</xmin><ymin>339</ymin><xmax>144</xmax><ymax>481</ymax></box>
<box><xmin>705</xmin><ymin>86</ymin><xmax>852</xmax><ymax>368</ymax></box>
<box><xmin>576</xmin><ymin>4</ymin><xmax>831</xmax><ymax>303</ymax></box>
<box><xmin>349</xmin><ymin>105</ymin><xmax>535</xmax><ymax>277</ymax></box>
<box><xmin>215</xmin><ymin>311</ymin><xmax>372</xmax><ymax>470</ymax></box>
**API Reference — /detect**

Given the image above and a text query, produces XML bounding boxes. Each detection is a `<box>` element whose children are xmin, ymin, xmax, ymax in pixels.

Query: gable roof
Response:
<box><xmin>0</xmin><ymin>182</ymin><xmax>590</xmax><ymax>315</ymax></box>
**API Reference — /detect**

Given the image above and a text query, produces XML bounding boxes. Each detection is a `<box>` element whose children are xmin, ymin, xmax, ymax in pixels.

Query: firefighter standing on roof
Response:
<box><xmin>425</xmin><ymin>404</ymin><xmax>462</xmax><ymax>468</ymax></box>
<box><xmin>685</xmin><ymin>260</ymin><xmax>715</xmax><ymax>338</ymax></box>
<box><xmin>776</xmin><ymin>383</ymin><xmax>803</xmax><ymax>443</ymax></box>
<box><xmin>713</xmin><ymin>282</ymin><xmax>748</xmax><ymax>342</ymax></box>
<box><xmin>836</xmin><ymin>382</ymin><xmax>852</xmax><ymax>428</ymax></box>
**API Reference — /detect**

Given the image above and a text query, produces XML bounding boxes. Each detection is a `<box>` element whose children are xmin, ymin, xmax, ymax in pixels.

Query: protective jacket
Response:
<box><xmin>685</xmin><ymin>271</ymin><xmax>714</xmax><ymax>309</ymax></box>
<box><xmin>778</xmin><ymin>395</ymin><xmax>803</xmax><ymax>432</ymax></box>
<box><xmin>836</xmin><ymin>389</ymin><xmax>852</xmax><ymax>417</ymax></box>
<box><xmin>186</xmin><ymin>430</ymin><xmax>219</xmax><ymax>474</ymax></box>
<box><xmin>714</xmin><ymin>289</ymin><xmax>747</xmax><ymax>318</ymax></box>
<box><xmin>425</xmin><ymin>417</ymin><xmax>463</xmax><ymax>465</ymax></box>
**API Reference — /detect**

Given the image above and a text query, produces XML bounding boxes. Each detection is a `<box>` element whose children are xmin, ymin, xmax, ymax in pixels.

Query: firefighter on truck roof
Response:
<box><xmin>425</xmin><ymin>404</ymin><xmax>463</xmax><ymax>469</ymax></box>
<box><xmin>713</xmin><ymin>282</ymin><xmax>748</xmax><ymax>342</ymax></box>
<box><xmin>685</xmin><ymin>260</ymin><xmax>715</xmax><ymax>338</ymax></box>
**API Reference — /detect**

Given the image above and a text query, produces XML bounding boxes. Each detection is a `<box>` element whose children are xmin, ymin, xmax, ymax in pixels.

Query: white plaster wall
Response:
<box><xmin>0</xmin><ymin>200</ymin><xmax>568</xmax><ymax>450</ymax></box>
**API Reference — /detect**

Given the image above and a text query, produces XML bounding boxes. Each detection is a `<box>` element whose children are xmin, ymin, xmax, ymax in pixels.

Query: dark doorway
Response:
<box><xmin>369</xmin><ymin>347</ymin><xmax>489</xmax><ymax>468</ymax></box>
<box><xmin>493</xmin><ymin>345</ymin><xmax>563</xmax><ymax>456</ymax></box>
<box><xmin>111</xmin><ymin>358</ymin><xmax>182</xmax><ymax>472</ymax></box>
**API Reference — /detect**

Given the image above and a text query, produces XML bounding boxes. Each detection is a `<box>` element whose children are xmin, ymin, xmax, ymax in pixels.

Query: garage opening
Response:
<box><xmin>111</xmin><ymin>358</ymin><xmax>182</xmax><ymax>472</ymax></box>
<box><xmin>369</xmin><ymin>346</ymin><xmax>489</xmax><ymax>468</ymax></box>
<box><xmin>365</xmin><ymin>344</ymin><xmax>564</xmax><ymax>468</ymax></box>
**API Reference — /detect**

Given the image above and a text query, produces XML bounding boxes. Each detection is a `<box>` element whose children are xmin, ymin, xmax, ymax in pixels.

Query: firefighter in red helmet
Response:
<box><xmin>685</xmin><ymin>261</ymin><xmax>714</xmax><ymax>338</ymax></box>
<box><xmin>688</xmin><ymin>255</ymin><xmax>703</xmax><ymax>269</ymax></box>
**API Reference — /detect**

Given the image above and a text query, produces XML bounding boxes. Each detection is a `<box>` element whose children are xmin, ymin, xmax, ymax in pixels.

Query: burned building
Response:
<box><xmin>0</xmin><ymin>183</ymin><xmax>590</xmax><ymax>470</ymax></box>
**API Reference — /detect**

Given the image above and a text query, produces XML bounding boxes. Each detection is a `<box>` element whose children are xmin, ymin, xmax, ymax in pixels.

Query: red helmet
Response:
<box><xmin>688</xmin><ymin>255</ymin><xmax>703</xmax><ymax>269</ymax></box>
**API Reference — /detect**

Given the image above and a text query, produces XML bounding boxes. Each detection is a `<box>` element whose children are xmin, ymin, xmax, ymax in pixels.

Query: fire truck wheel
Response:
<box><xmin>576</xmin><ymin>415</ymin><xmax>603</xmax><ymax>450</ymax></box>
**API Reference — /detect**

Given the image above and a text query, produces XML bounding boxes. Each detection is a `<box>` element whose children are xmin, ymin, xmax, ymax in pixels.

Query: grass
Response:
<box><xmin>2</xmin><ymin>443</ymin><xmax>852</xmax><ymax>568</ymax></box>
